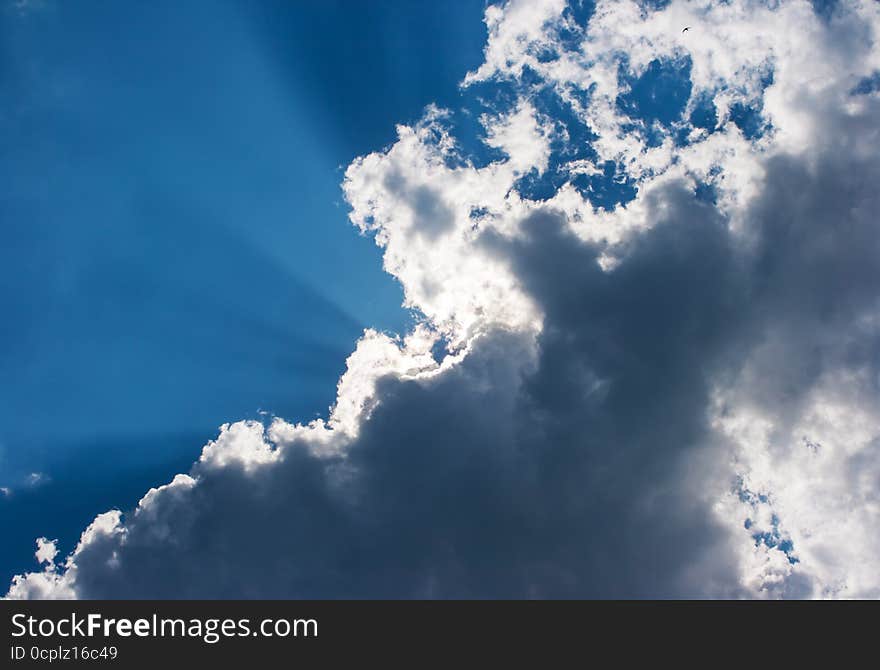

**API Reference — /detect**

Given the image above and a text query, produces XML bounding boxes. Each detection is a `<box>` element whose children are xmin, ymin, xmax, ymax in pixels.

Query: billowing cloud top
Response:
<box><xmin>8</xmin><ymin>0</ymin><xmax>880</xmax><ymax>599</ymax></box>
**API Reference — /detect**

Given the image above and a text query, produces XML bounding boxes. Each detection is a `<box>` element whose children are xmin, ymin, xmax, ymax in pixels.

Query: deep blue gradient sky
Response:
<box><xmin>0</xmin><ymin>0</ymin><xmax>486</xmax><ymax>584</ymax></box>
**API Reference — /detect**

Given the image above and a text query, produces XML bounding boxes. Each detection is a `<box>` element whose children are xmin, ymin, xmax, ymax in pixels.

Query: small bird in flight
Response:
<box><xmin>682</xmin><ymin>26</ymin><xmax>691</xmax><ymax>32</ymax></box>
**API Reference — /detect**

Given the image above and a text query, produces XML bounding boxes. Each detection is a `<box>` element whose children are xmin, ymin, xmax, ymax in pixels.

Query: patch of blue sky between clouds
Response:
<box><xmin>436</xmin><ymin>1</ymin><xmax>786</xmax><ymax>215</ymax></box>
<box><xmin>737</xmin><ymin>481</ymin><xmax>799</xmax><ymax>567</ymax></box>
<box><xmin>851</xmin><ymin>71</ymin><xmax>880</xmax><ymax>96</ymax></box>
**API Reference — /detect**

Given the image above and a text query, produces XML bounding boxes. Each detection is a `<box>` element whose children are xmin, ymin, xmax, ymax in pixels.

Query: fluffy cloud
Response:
<box><xmin>7</xmin><ymin>0</ymin><xmax>880</xmax><ymax>598</ymax></box>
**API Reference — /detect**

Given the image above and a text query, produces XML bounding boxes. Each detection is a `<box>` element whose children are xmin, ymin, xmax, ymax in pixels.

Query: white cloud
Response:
<box><xmin>34</xmin><ymin>537</ymin><xmax>58</xmax><ymax>565</ymax></box>
<box><xmin>465</xmin><ymin>0</ymin><xmax>570</xmax><ymax>86</ymax></box>
<box><xmin>25</xmin><ymin>472</ymin><xmax>48</xmax><ymax>488</ymax></box>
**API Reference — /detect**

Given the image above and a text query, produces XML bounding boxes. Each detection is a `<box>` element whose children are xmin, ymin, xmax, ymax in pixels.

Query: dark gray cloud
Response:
<box><xmin>725</xmin><ymin>98</ymin><xmax>880</xmax><ymax>425</ymax></box>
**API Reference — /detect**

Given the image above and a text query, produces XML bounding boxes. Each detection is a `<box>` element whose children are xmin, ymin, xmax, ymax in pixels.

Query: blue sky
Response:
<box><xmin>0</xmin><ymin>0</ymin><xmax>485</xmax><ymax>585</ymax></box>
